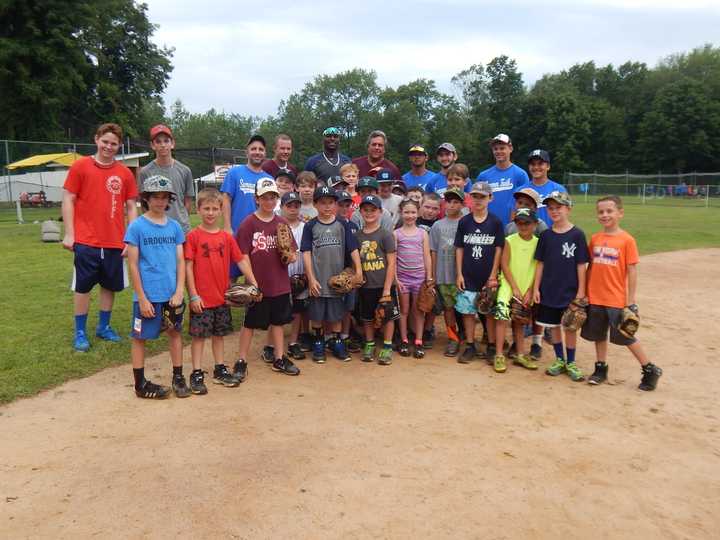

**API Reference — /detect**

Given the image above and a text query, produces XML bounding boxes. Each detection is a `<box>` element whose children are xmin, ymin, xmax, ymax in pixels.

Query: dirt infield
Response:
<box><xmin>1</xmin><ymin>248</ymin><xmax>719</xmax><ymax>539</ymax></box>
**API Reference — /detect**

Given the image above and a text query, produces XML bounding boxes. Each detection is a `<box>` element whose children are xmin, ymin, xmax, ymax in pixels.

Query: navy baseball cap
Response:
<box><xmin>328</xmin><ymin>175</ymin><xmax>348</xmax><ymax>188</ymax></box>
<box><xmin>357</xmin><ymin>177</ymin><xmax>379</xmax><ymax>191</ymax></box>
<box><xmin>392</xmin><ymin>180</ymin><xmax>407</xmax><ymax>194</ymax></box>
<box><xmin>528</xmin><ymin>149</ymin><xmax>550</xmax><ymax>164</ymax></box>
<box><xmin>247</xmin><ymin>134</ymin><xmax>266</xmax><ymax>147</ymax></box>
<box><xmin>336</xmin><ymin>190</ymin><xmax>353</xmax><ymax>203</ymax></box>
<box><xmin>313</xmin><ymin>185</ymin><xmax>337</xmax><ymax>202</ymax></box>
<box><xmin>376</xmin><ymin>169</ymin><xmax>395</xmax><ymax>183</ymax></box>
<box><xmin>281</xmin><ymin>191</ymin><xmax>301</xmax><ymax>206</ymax></box>
<box><xmin>359</xmin><ymin>194</ymin><xmax>382</xmax><ymax>209</ymax></box>
<box><xmin>275</xmin><ymin>169</ymin><xmax>296</xmax><ymax>183</ymax></box>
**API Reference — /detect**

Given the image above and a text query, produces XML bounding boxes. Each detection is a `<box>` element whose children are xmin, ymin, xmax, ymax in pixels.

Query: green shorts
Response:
<box><xmin>437</xmin><ymin>284</ymin><xmax>458</xmax><ymax>309</ymax></box>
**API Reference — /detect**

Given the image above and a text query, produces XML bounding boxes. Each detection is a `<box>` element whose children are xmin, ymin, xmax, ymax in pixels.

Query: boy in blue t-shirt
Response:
<box><xmin>454</xmin><ymin>182</ymin><xmax>505</xmax><ymax>364</ymax></box>
<box><xmin>532</xmin><ymin>191</ymin><xmax>590</xmax><ymax>382</ymax></box>
<box><xmin>518</xmin><ymin>149</ymin><xmax>567</xmax><ymax>227</ymax></box>
<box><xmin>125</xmin><ymin>176</ymin><xmax>187</xmax><ymax>399</ymax></box>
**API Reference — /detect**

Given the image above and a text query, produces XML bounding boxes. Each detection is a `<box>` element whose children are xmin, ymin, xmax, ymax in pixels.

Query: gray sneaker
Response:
<box><xmin>444</xmin><ymin>340</ymin><xmax>460</xmax><ymax>357</ymax></box>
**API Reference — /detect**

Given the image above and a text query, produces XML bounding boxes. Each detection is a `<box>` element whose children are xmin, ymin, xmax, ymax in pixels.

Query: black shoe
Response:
<box><xmin>135</xmin><ymin>379</ymin><xmax>170</xmax><ymax>399</ymax></box>
<box><xmin>639</xmin><ymin>363</ymin><xmax>662</xmax><ymax>391</ymax></box>
<box><xmin>422</xmin><ymin>330</ymin><xmax>435</xmax><ymax>349</ymax></box>
<box><xmin>507</xmin><ymin>342</ymin><xmax>517</xmax><ymax>358</ymax></box>
<box><xmin>299</xmin><ymin>333</ymin><xmax>313</xmax><ymax>352</ymax></box>
<box><xmin>189</xmin><ymin>369</ymin><xmax>208</xmax><ymax>395</ymax></box>
<box><xmin>413</xmin><ymin>345</ymin><xmax>425</xmax><ymax>359</ymax></box>
<box><xmin>288</xmin><ymin>342</ymin><xmax>306</xmax><ymax>360</ymax></box>
<box><xmin>272</xmin><ymin>355</ymin><xmax>300</xmax><ymax>376</ymax></box>
<box><xmin>588</xmin><ymin>362</ymin><xmax>608</xmax><ymax>385</ymax></box>
<box><xmin>399</xmin><ymin>341</ymin><xmax>410</xmax><ymax>357</ymax></box>
<box><xmin>261</xmin><ymin>346</ymin><xmax>274</xmax><ymax>364</ymax></box>
<box><xmin>347</xmin><ymin>337</ymin><xmax>362</xmax><ymax>353</ymax></box>
<box><xmin>458</xmin><ymin>345</ymin><xmax>476</xmax><ymax>364</ymax></box>
<box><xmin>232</xmin><ymin>359</ymin><xmax>248</xmax><ymax>383</ymax></box>
<box><xmin>172</xmin><ymin>373</ymin><xmax>191</xmax><ymax>398</ymax></box>
<box><xmin>529</xmin><ymin>343</ymin><xmax>543</xmax><ymax>360</ymax></box>
<box><xmin>213</xmin><ymin>364</ymin><xmax>239</xmax><ymax>387</ymax></box>
<box><xmin>483</xmin><ymin>344</ymin><xmax>496</xmax><ymax>364</ymax></box>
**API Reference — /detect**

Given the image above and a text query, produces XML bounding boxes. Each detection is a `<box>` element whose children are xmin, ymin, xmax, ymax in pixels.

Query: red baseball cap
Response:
<box><xmin>150</xmin><ymin>124</ymin><xmax>173</xmax><ymax>141</ymax></box>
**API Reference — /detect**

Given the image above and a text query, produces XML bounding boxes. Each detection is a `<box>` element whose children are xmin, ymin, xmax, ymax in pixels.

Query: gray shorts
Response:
<box><xmin>308</xmin><ymin>296</ymin><xmax>346</xmax><ymax>323</ymax></box>
<box><xmin>581</xmin><ymin>304</ymin><xmax>636</xmax><ymax>346</ymax></box>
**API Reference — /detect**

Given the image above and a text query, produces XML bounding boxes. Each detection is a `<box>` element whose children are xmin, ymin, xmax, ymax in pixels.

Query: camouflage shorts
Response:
<box><xmin>188</xmin><ymin>305</ymin><xmax>233</xmax><ymax>338</ymax></box>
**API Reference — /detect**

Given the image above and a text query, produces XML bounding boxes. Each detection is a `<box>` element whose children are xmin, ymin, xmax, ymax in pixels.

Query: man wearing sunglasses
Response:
<box><xmin>303</xmin><ymin>127</ymin><xmax>352</xmax><ymax>184</ymax></box>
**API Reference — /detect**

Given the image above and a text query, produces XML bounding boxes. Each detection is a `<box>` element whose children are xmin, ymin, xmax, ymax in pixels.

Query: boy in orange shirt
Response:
<box><xmin>582</xmin><ymin>196</ymin><xmax>662</xmax><ymax>391</ymax></box>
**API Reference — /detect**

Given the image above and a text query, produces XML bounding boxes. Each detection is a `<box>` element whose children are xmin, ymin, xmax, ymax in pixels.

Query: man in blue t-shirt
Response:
<box><xmin>402</xmin><ymin>144</ymin><xmax>437</xmax><ymax>190</ymax></box>
<box><xmin>517</xmin><ymin>149</ymin><xmax>567</xmax><ymax>227</ymax></box>
<box><xmin>304</xmin><ymin>127</ymin><xmax>352</xmax><ymax>184</ymax></box>
<box><xmin>221</xmin><ymin>134</ymin><xmax>273</xmax><ymax>234</ymax></box>
<box><xmin>476</xmin><ymin>133</ymin><xmax>529</xmax><ymax>226</ymax></box>
<box><xmin>426</xmin><ymin>142</ymin><xmax>469</xmax><ymax>196</ymax></box>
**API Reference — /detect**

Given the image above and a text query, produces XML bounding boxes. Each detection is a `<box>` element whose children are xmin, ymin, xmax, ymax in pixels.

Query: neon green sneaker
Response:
<box><xmin>513</xmin><ymin>354</ymin><xmax>538</xmax><ymax>370</ymax></box>
<box><xmin>361</xmin><ymin>343</ymin><xmax>375</xmax><ymax>363</ymax></box>
<box><xmin>565</xmin><ymin>361</ymin><xmax>585</xmax><ymax>382</ymax></box>
<box><xmin>493</xmin><ymin>354</ymin><xmax>507</xmax><ymax>373</ymax></box>
<box><xmin>377</xmin><ymin>347</ymin><xmax>393</xmax><ymax>366</ymax></box>
<box><xmin>546</xmin><ymin>357</ymin><xmax>566</xmax><ymax>376</ymax></box>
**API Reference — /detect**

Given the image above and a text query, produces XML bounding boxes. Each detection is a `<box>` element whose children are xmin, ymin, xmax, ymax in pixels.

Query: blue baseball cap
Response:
<box><xmin>359</xmin><ymin>194</ymin><xmax>382</xmax><ymax>209</ymax></box>
<box><xmin>313</xmin><ymin>185</ymin><xmax>337</xmax><ymax>202</ymax></box>
<box><xmin>281</xmin><ymin>191</ymin><xmax>301</xmax><ymax>206</ymax></box>
<box><xmin>376</xmin><ymin>168</ymin><xmax>396</xmax><ymax>183</ymax></box>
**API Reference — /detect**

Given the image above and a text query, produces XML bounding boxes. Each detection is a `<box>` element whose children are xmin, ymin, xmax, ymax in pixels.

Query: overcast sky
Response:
<box><xmin>145</xmin><ymin>0</ymin><xmax>719</xmax><ymax>118</ymax></box>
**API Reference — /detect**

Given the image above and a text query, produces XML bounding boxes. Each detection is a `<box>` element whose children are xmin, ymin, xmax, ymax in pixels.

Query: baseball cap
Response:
<box><xmin>542</xmin><ymin>190</ymin><xmax>573</xmax><ymax>207</ymax></box>
<box><xmin>255</xmin><ymin>177</ymin><xmax>279</xmax><ymax>197</ymax></box>
<box><xmin>490</xmin><ymin>133</ymin><xmax>512</xmax><ymax>145</ymax></box>
<box><xmin>392</xmin><ymin>180</ymin><xmax>407</xmax><ymax>194</ymax></box>
<box><xmin>142</xmin><ymin>174</ymin><xmax>175</xmax><ymax>195</ymax></box>
<box><xmin>327</xmin><ymin>175</ymin><xmax>348</xmax><ymax>188</ymax></box>
<box><xmin>408</xmin><ymin>144</ymin><xmax>427</xmax><ymax>155</ymax></box>
<box><xmin>514</xmin><ymin>207</ymin><xmax>538</xmax><ymax>223</ymax></box>
<box><xmin>528</xmin><ymin>149</ymin><xmax>551</xmax><ymax>164</ymax></box>
<box><xmin>443</xmin><ymin>187</ymin><xmax>465</xmax><ymax>202</ymax></box>
<box><xmin>436</xmin><ymin>142</ymin><xmax>457</xmax><ymax>154</ymax></box>
<box><xmin>470</xmin><ymin>181</ymin><xmax>493</xmax><ymax>196</ymax></box>
<box><xmin>281</xmin><ymin>191</ymin><xmax>301</xmax><ymax>206</ymax></box>
<box><xmin>274</xmin><ymin>169</ymin><xmax>296</xmax><ymax>183</ymax></box>
<box><xmin>513</xmin><ymin>187</ymin><xmax>541</xmax><ymax>207</ymax></box>
<box><xmin>149</xmin><ymin>124</ymin><xmax>173</xmax><ymax>141</ymax></box>
<box><xmin>359</xmin><ymin>194</ymin><xmax>382</xmax><ymax>209</ymax></box>
<box><xmin>376</xmin><ymin>168</ymin><xmax>396</xmax><ymax>183</ymax></box>
<box><xmin>336</xmin><ymin>190</ymin><xmax>353</xmax><ymax>203</ymax></box>
<box><xmin>313</xmin><ymin>185</ymin><xmax>337</xmax><ymax>202</ymax></box>
<box><xmin>357</xmin><ymin>177</ymin><xmax>379</xmax><ymax>191</ymax></box>
<box><xmin>323</xmin><ymin>127</ymin><xmax>341</xmax><ymax>136</ymax></box>
<box><xmin>247</xmin><ymin>134</ymin><xmax>266</xmax><ymax>147</ymax></box>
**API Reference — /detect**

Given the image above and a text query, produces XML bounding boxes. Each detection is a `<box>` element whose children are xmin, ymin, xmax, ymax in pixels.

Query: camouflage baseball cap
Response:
<box><xmin>142</xmin><ymin>175</ymin><xmax>175</xmax><ymax>195</ymax></box>
<box><xmin>443</xmin><ymin>187</ymin><xmax>465</xmax><ymax>202</ymax></box>
<box><xmin>542</xmin><ymin>190</ymin><xmax>572</xmax><ymax>207</ymax></box>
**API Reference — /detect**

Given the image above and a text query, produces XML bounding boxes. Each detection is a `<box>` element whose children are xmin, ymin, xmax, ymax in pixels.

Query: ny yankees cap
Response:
<box><xmin>514</xmin><ymin>207</ymin><xmax>538</xmax><ymax>223</ymax></box>
<box><xmin>281</xmin><ymin>191</ymin><xmax>301</xmax><ymax>206</ymax></box>
<box><xmin>543</xmin><ymin>190</ymin><xmax>572</xmax><ymax>207</ymax></box>
<box><xmin>376</xmin><ymin>168</ymin><xmax>396</xmax><ymax>183</ymax></box>
<box><xmin>528</xmin><ymin>149</ymin><xmax>551</xmax><ymax>164</ymax></box>
<box><xmin>255</xmin><ymin>177</ymin><xmax>279</xmax><ymax>197</ymax></box>
<box><xmin>313</xmin><ymin>185</ymin><xmax>337</xmax><ymax>202</ymax></box>
<box><xmin>490</xmin><ymin>133</ymin><xmax>512</xmax><ymax>145</ymax></box>
<box><xmin>336</xmin><ymin>190</ymin><xmax>353</xmax><ymax>203</ymax></box>
<box><xmin>359</xmin><ymin>194</ymin><xmax>382</xmax><ymax>209</ymax></box>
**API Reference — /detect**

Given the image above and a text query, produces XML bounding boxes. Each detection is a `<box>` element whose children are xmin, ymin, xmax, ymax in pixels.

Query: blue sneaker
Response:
<box><xmin>96</xmin><ymin>325</ymin><xmax>121</xmax><ymax>342</ymax></box>
<box><xmin>332</xmin><ymin>339</ymin><xmax>351</xmax><ymax>362</ymax></box>
<box><xmin>312</xmin><ymin>339</ymin><xmax>326</xmax><ymax>363</ymax></box>
<box><xmin>73</xmin><ymin>331</ymin><xmax>90</xmax><ymax>352</ymax></box>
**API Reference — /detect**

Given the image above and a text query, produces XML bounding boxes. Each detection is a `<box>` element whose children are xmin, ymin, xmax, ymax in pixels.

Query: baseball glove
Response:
<box><xmin>475</xmin><ymin>285</ymin><xmax>498</xmax><ymax>315</ymax></box>
<box><xmin>510</xmin><ymin>297</ymin><xmax>533</xmax><ymax>325</ymax></box>
<box><xmin>162</xmin><ymin>301</ymin><xmax>186</xmax><ymax>330</ymax></box>
<box><xmin>290</xmin><ymin>273</ymin><xmax>308</xmax><ymax>297</ymax></box>
<box><xmin>328</xmin><ymin>267</ymin><xmax>364</xmax><ymax>294</ymax></box>
<box><xmin>225</xmin><ymin>284</ymin><xmax>263</xmax><ymax>307</ymax></box>
<box><xmin>561</xmin><ymin>297</ymin><xmax>589</xmax><ymax>331</ymax></box>
<box><xmin>618</xmin><ymin>304</ymin><xmax>640</xmax><ymax>339</ymax></box>
<box><xmin>416</xmin><ymin>280</ymin><xmax>436</xmax><ymax>314</ymax></box>
<box><xmin>276</xmin><ymin>222</ymin><xmax>294</xmax><ymax>266</ymax></box>
<box><xmin>373</xmin><ymin>295</ymin><xmax>394</xmax><ymax>329</ymax></box>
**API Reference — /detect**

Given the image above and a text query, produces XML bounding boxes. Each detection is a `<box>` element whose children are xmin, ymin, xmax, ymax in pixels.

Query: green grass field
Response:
<box><xmin>1</xmin><ymin>202</ymin><xmax>719</xmax><ymax>403</ymax></box>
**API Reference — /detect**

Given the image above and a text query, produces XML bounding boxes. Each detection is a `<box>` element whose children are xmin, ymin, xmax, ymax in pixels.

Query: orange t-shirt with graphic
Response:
<box><xmin>64</xmin><ymin>156</ymin><xmax>138</xmax><ymax>249</ymax></box>
<box><xmin>586</xmin><ymin>230</ymin><xmax>639</xmax><ymax>308</ymax></box>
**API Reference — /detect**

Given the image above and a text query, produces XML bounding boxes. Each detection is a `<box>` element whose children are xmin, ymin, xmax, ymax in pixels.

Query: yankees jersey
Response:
<box><xmin>534</xmin><ymin>226</ymin><xmax>589</xmax><ymax>308</ymax></box>
<box><xmin>300</xmin><ymin>217</ymin><xmax>358</xmax><ymax>298</ymax></box>
<box><xmin>454</xmin><ymin>212</ymin><xmax>505</xmax><ymax>292</ymax></box>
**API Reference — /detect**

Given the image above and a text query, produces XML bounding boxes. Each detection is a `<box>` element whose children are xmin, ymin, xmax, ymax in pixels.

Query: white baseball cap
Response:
<box><xmin>255</xmin><ymin>177</ymin><xmax>279</xmax><ymax>197</ymax></box>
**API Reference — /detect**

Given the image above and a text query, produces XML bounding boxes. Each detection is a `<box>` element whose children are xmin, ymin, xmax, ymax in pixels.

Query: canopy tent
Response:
<box><xmin>6</xmin><ymin>152</ymin><xmax>84</xmax><ymax>170</ymax></box>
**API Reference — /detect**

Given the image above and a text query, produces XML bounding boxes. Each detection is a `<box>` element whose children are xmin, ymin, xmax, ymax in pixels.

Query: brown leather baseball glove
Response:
<box><xmin>561</xmin><ymin>297</ymin><xmax>588</xmax><ymax>331</ymax></box>
<box><xmin>225</xmin><ymin>284</ymin><xmax>263</xmax><ymax>307</ymax></box>
<box><xmin>276</xmin><ymin>222</ymin><xmax>294</xmax><ymax>266</ymax></box>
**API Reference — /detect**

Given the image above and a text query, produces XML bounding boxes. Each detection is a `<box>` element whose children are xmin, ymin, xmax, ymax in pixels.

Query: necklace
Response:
<box><xmin>322</xmin><ymin>152</ymin><xmax>340</xmax><ymax>167</ymax></box>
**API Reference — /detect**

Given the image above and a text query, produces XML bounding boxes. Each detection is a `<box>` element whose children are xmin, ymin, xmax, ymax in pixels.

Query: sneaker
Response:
<box><xmin>638</xmin><ymin>363</ymin><xmax>662</xmax><ymax>391</ymax></box>
<box><xmin>232</xmin><ymin>360</ymin><xmax>248</xmax><ymax>383</ymax></box>
<box><xmin>507</xmin><ymin>342</ymin><xmax>517</xmax><ymax>359</ymax></box>
<box><xmin>332</xmin><ymin>339</ymin><xmax>351</xmax><ymax>362</ymax></box>
<box><xmin>260</xmin><ymin>346</ymin><xmax>274</xmax><ymax>364</ymax></box>
<box><xmin>95</xmin><ymin>325</ymin><xmax>121</xmax><ymax>342</ymax></box>
<box><xmin>272</xmin><ymin>355</ymin><xmax>300</xmax><ymax>376</ymax></box>
<box><xmin>529</xmin><ymin>343</ymin><xmax>543</xmax><ymax>360</ymax></box>
<box><xmin>299</xmin><ymin>333</ymin><xmax>313</xmax><ymax>352</ymax></box>
<box><xmin>566</xmin><ymin>362</ymin><xmax>585</xmax><ymax>382</ymax></box>
<box><xmin>493</xmin><ymin>354</ymin><xmax>507</xmax><ymax>373</ymax></box>
<box><xmin>413</xmin><ymin>345</ymin><xmax>425</xmax><ymax>359</ymax></box>
<box><xmin>189</xmin><ymin>370</ymin><xmax>208</xmax><ymax>395</ymax></box>
<box><xmin>378</xmin><ymin>347</ymin><xmax>393</xmax><ymax>365</ymax></box>
<box><xmin>172</xmin><ymin>373</ymin><xmax>191</xmax><ymax>398</ymax></box>
<box><xmin>546</xmin><ymin>358</ymin><xmax>566</xmax><ymax>376</ymax></box>
<box><xmin>325</xmin><ymin>338</ymin><xmax>334</xmax><ymax>351</ymax></box>
<box><xmin>135</xmin><ymin>379</ymin><xmax>170</xmax><ymax>400</ymax></box>
<box><xmin>347</xmin><ymin>337</ymin><xmax>362</xmax><ymax>353</ymax></box>
<box><xmin>73</xmin><ymin>331</ymin><xmax>90</xmax><ymax>352</ymax></box>
<box><xmin>212</xmin><ymin>364</ymin><xmax>239</xmax><ymax>387</ymax></box>
<box><xmin>444</xmin><ymin>339</ymin><xmax>460</xmax><ymax>357</ymax></box>
<box><xmin>458</xmin><ymin>345</ymin><xmax>476</xmax><ymax>364</ymax></box>
<box><xmin>361</xmin><ymin>342</ymin><xmax>375</xmax><ymax>363</ymax></box>
<box><xmin>288</xmin><ymin>342</ymin><xmax>306</xmax><ymax>360</ymax></box>
<box><xmin>422</xmin><ymin>330</ymin><xmax>435</xmax><ymax>349</ymax></box>
<box><xmin>312</xmin><ymin>338</ymin><xmax>326</xmax><ymax>363</ymax></box>
<box><xmin>588</xmin><ymin>362</ymin><xmax>608</xmax><ymax>385</ymax></box>
<box><xmin>482</xmin><ymin>344</ymin><xmax>497</xmax><ymax>365</ymax></box>
<box><xmin>399</xmin><ymin>341</ymin><xmax>410</xmax><ymax>357</ymax></box>
<box><xmin>513</xmin><ymin>354</ymin><xmax>538</xmax><ymax>370</ymax></box>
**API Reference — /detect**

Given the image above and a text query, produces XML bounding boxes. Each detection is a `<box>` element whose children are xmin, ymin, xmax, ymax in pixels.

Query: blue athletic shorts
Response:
<box><xmin>72</xmin><ymin>243</ymin><xmax>127</xmax><ymax>294</ymax></box>
<box><xmin>131</xmin><ymin>301</ymin><xmax>183</xmax><ymax>340</ymax></box>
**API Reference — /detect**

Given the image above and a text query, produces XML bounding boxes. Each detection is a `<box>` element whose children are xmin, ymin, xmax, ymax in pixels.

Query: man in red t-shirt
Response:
<box><xmin>261</xmin><ymin>134</ymin><xmax>299</xmax><ymax>178</ymax></box>
<box><xmin>352</xmin><ymin>130</ymin><xmax>401</xmax><ymax>179</ymax></box>
<box><xmin>62</xmin><ymin>123</ymin><xmax>138</xmax><ymax>352</ymax></box>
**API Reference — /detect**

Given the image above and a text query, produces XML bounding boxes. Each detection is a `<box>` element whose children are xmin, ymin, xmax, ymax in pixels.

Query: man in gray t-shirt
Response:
<box><xmin>138</xmin><ymin>124</ymin><xmax>195</xmax><ymax>232</ymax></box>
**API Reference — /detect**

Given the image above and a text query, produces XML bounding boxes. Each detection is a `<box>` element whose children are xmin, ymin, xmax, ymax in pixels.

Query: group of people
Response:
<box><xmin>60</xmin><ymin>122</ymin><xmax>663</xmax><ymax>400</ymax></box>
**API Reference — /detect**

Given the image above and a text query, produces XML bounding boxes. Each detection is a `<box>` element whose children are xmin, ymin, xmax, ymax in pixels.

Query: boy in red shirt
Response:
<box><xmin>582</xmin><ymin>196</ymin><xmax>662</xmax><ymax>391</ymax></box>
<box><xmin>185</xmin><ymin>188</ymin><xmax>257</xmax><ymax>392</ymax></box>
<box><xmin>62</xmin><ymin>123</ymin><xmax>138</xmax><ymax>352</ymax></box>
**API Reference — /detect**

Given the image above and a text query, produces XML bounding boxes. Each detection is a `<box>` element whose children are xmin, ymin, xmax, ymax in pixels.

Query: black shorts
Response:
<box><xmin>356</xmin><ymin>287</ymin><xmax>401</xmax><ymax>323</ymax></box>
<box><xmin>72</xmin><ymin>243</ymin><xmax>127</xmax><ymax>293</ymax></box>
<box><xmin>581</xmin><ymin>304</ymin><xmax>636</xmax><ymax>346</ymax></box>
<box><xmin>535</xmin><ymin>304</ymin><xmax>565</xmax><ymax>327</ymax></box>
<box><xmin>188</xmin><ymin>305</ymin><xmax>233</xmax><ymax>338</ymax></box>
<box><xmin>291</xmin><ymin>296</ymin><xmax>309</xmax><ymax>314</ymax></box>
<box><xmin>244</xmin><ymin>293</ymin><xmax>293</xmax><ymax>330</ymax></box>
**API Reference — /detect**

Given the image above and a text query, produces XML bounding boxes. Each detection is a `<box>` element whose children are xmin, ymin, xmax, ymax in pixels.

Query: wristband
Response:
<box><xmin>190</xmin><ymin>295</ymin><xmax>201</xmax><ymax>302</ymax></box>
